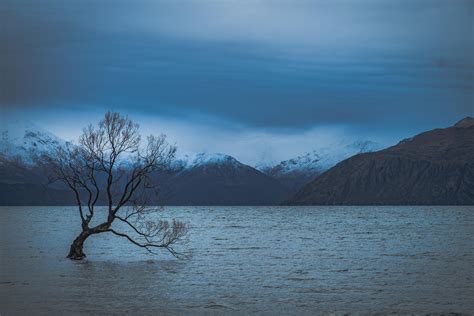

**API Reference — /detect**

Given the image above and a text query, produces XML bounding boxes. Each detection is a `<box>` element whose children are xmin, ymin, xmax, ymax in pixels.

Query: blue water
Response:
<box><xmin>1</xmin><ymin>206</ymin><xmax>473</xmax><ymax>314</ymax></box>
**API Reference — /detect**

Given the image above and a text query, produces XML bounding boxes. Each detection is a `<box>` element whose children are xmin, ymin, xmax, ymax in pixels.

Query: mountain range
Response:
<box><xmin>1</xmin><ymin>118</ymin><xmax>473</xmax><ymax>205</ymax></box>
<box><xmin>259</xmin><ymin>140</ymin><xmax>381</xmax><ymax>193</ymax></box>
<box><xmin>156</xmin><ymin>153</ymin><xmax>288</xmax><ymax>205</ymax></box>
<box><xmin>0</xmin><ymin>121</ymin><xmax>375</xmax><ymax>205</ymax></box>
<box><xmin>287</xmin><ymin>117</ymin><xmax>474</xmax><ymax>205</ymax></box>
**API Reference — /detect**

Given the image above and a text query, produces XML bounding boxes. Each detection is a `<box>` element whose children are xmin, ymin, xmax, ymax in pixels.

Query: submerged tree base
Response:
<box><xmin>67</xmin><ymin>246</ymin><xmax>86</xmax><ymax>260</ymax></box>
<box><xmin>67</xmin><ymin>232</ymin><xmax>89</xmax><ymax>260</ymax></box>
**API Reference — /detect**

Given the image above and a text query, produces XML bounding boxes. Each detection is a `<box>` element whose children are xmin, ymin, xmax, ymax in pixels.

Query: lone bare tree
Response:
<box><xmin>41</xmin><ymin>111</ymin><xmax>187</xmax><ymax>260</ymax></box>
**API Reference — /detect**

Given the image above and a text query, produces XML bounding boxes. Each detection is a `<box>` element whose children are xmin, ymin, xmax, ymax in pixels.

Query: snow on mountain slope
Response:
<box><xmin>263</xmin><ymin>140</ymin><xmax>383</xmax><ymax>177</ymax></box>
<box><xmin>172</xmin><ymin>152</ymin><xmax>248</xmax><ymax>171</ymax></box>
<box><xmin>0</xmin><ymin>120</ymin><xmax>67</xmax><ymax>164</ymax></box>
<box><xmin>189</xmin><ymin>153</ymin><xmax>243</xmax><ymax>168</ymax></box>
<box><xmin>159</xmin><ymin>152</ymin><xmax>288</xmax><ymax>205</ymax></box>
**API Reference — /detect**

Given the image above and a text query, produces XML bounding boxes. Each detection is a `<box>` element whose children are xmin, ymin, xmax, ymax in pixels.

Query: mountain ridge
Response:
<box><xmin>0</xmin><ymin>122</ymin><xmax>288</xmax><ymax>205</ymax></box>
<box><xmin>260</xmin><ymin>140</ymin><xmax>382</xmax><ymax>193</ymax></box>
<box><xmin>286</xmin><ymin>117</ymin><xmax>474</xmax><ymax>205</ymax></box>
<box><xmin>2</xmin><ymin>118</ymin><xmax>473</xmax><ymax>206</ymax></box>
<box><xmin>0</xmin><ymin>120</ymin><xmax>66</xmax><ymax>164</ymax></box>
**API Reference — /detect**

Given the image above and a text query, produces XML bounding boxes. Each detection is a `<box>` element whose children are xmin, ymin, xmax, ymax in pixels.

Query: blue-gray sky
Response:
<box><xmin>1</xmin><ymin>0</ymin><xmax>473</xmax><ymax>164</ymax></box>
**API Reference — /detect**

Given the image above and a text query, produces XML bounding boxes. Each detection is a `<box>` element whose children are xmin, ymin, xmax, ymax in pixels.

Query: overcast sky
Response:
<box><xmin>1</xmin><ymin>0</ymin><xmax>473</xmax><ymax>165</ymax></box>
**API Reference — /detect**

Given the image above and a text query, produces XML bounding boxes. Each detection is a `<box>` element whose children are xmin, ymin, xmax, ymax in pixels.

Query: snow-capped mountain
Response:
<box><xmin>0</xmin><ymin>121</ymin><xmax>384</xmax><ymax>205</ymax></box>
<box><xmin>261</xmin><ymin>140</ymin><xmax>383</xmax><ymax>192</ymax></box>
<box><xmin>287</xmin><ymin>117</ymin><xmax>474</xmax><ymax>205</ymax></box>
<box><xmin>156</xmin><ymin>152</ymin><xmax>288</xmax><ymax>205</ymax></box>
<box><xmin>267</xmin><ymin>140</ymin><xmax>382</xmax><ymax>176</ymax></box>
<box><xmin>0</xmin><ymin>120</ymin><xmax>67</xmax><ymax>164</ymax></box>
<box><xmin>172</xmin><ymin>152</ymin><xmax>246</xmax><ymax>171</ymax></box>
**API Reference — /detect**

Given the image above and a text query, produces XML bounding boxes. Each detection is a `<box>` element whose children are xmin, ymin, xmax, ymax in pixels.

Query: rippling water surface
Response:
<box><xmin>1</xmin><ymin>206</ymin><xmax>473</xmax><ymax>314</ymax></box>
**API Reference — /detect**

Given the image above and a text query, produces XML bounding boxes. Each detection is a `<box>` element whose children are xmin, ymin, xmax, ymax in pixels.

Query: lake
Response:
<box><xmin>1</xmin><ymin>206</ymin><xmax>473</xmax><ymax>314</ymax></box>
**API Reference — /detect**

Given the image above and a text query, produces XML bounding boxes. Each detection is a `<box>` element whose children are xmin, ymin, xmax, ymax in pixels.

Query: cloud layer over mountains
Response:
<box><xmin>1</xmin><ymin>0</ymin><xmax>472</xmax><ymax>162</ymax></box>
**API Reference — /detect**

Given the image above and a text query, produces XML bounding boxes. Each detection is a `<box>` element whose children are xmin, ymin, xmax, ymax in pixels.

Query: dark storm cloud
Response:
<box><xmin>0</xmin><ymin>1</ymin><xmax>74</xmax><ymax>105</ymax></box>
<box><xmin>1</xmin><ymin>0</ymin><xmax>473</xmax><ymax>131</ymax></box>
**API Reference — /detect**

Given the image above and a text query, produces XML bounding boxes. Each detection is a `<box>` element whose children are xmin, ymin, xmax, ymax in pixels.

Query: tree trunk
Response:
<box><xmin>67</xmin><ymin>231</ymin><xmax>90</xmax><ymax>260</ymax></box>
